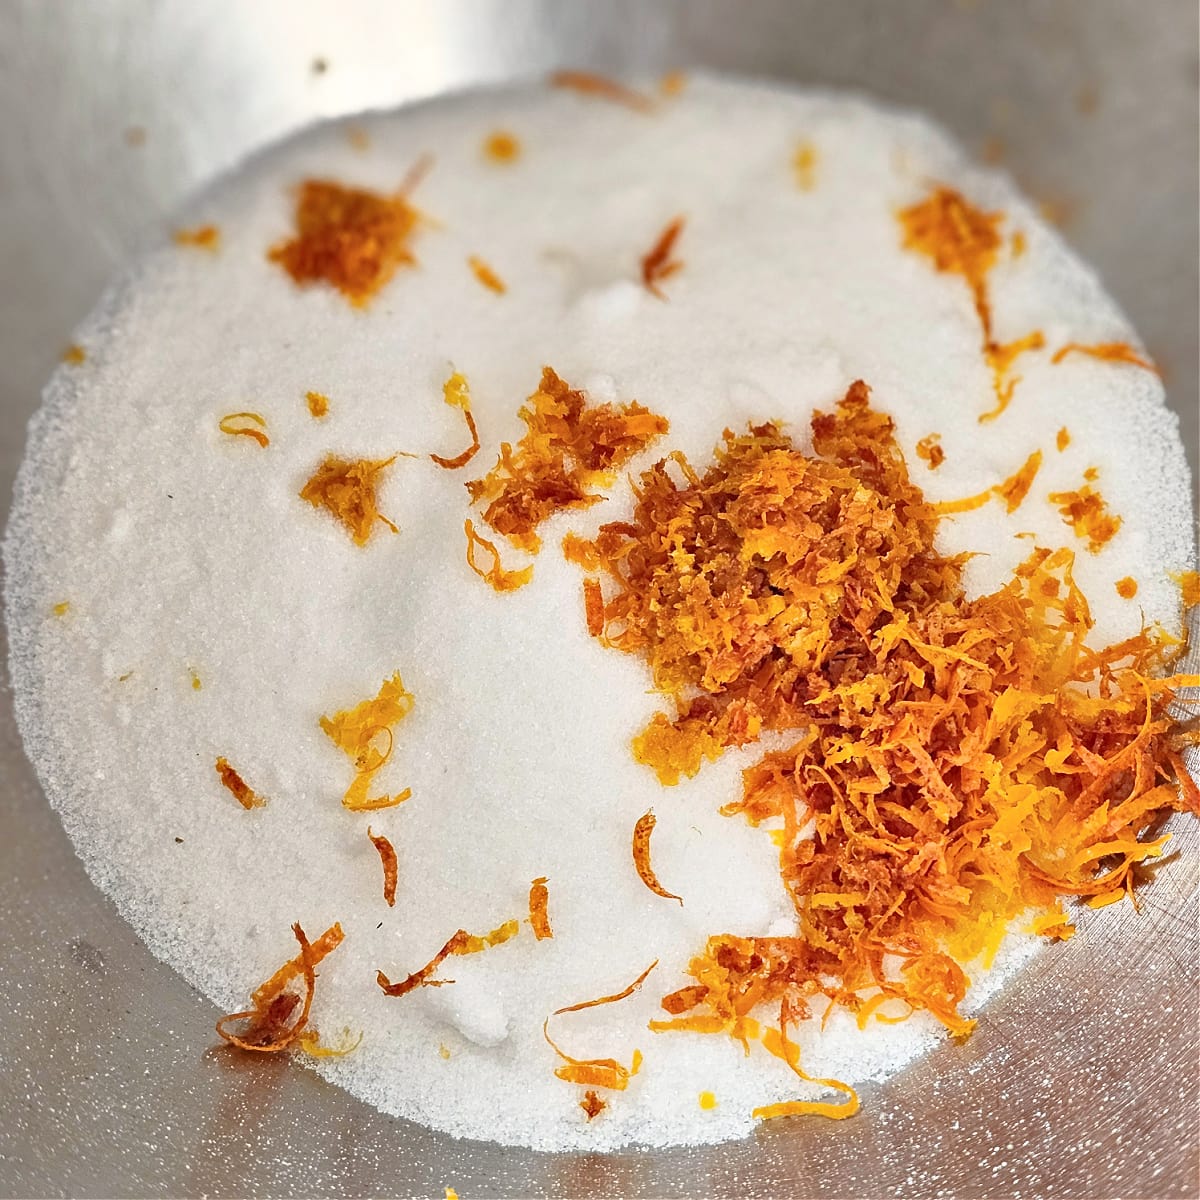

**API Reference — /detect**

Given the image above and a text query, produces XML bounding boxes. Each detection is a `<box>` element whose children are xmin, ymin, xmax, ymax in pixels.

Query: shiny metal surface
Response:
<box><xmin>0</xmin><ymin>2</ymin><xmax>1196</xmax><ymax>1196</ymax></box>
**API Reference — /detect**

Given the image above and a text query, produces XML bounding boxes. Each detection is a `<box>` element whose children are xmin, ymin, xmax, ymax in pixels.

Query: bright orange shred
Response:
<box><xmin>306</xmin><ymin>390</ymin><xmax>330</xmax><ymax>418</ymax></box>
<box><xmin>583</xmin><ymin>578</ymin><xmax>605</xmax><ymax>637</ymax></box>
<box><xmin>580</xmin><ymin>1090</ymin><xmax>608</xmax><ymax>1120</ymax></box>
<box><xmin>933</xmin><ymin>448</ymin><xmax>1042</xmax><ymax>516</ymax></box>
<box><xmin>915</xmin><ymin>434</ymin><xmax>945</xmax><ymax>470</ymax></box>
<box><xmin>217</xmin><ymin>921</ymin><xmax>344</xmax><ymax>1053</ymax></box>
<box><xmin>529</xmin><ymin>876</ymin><xmax>553</xmax><ymax>940</ymax></box>
<box><xmin>367</xmin><ymin>826</ymin><xmax>398</xmax><ymax>907</ymax></box>
<box><xmin>431</xmin><ymin>372</ymin><xmax>481</xmax><ymax>470</ymax></box>
<box><xmin>320</xmin><ymin>673</ymin><xmax>414</xmax><ymax>811</ymax></box>
<box><xmin>296</xmin><ymin>1027</ymin><xmax>364</xmax><ymax>1058</ymax></box>
<box><xmin>631</xmin><ymin>810</ymin><xmax>683</xmax><ymax>904</ymax></box>
<box><xmin>793</xmin><ymin>142</ymin><xmax>818</xmax><ymax>191</ymax></box>
<box><xmin>566</xmin><ymin>379</ymin><xmax>1198</xmax><ymax>1050</ymax></box>
<box><xmin>543</xmin><ymin>961</ymin><xmax>657</xmax><ymax>1091</ymax></box>
<box><xmin>300</xmin><ymin>454</ymin><xmax>398</xmax><ymax>545</ymax></box>
<box><xmin>215</xmin><ymin>756</ymin><xmax>266</xmax><ymax>809</ymax></box>
<box><xmin>752</xmin><ymin>1002</ymin><xmax>859</xmax><ymax>1121</ymax></box>
<box><xmin>1048</xmin><ymin>478</ymin><xmax>1122</xmax><ymax>552</ymax></box>
<box><xmin>468</xmin><ymin>255</ymin><xmax>507</xmax><ymax>295</ymax></box>
<box><xmin>1115</xmin><ymin>577</ymin><xmax>1138</xmax><ymax>600</ymax></box>
<box><xmin>981</xmin><ymin>331</ymin><xmax>1045</xmax><ymax>423</ymax></box>
<box><xmin>1056</xmin><ymin>426</ymin><xmax>1071</xmax><ymax>452</ymax></box>
<box><xmin>641</xmin><ymin>216</ymin><xmax>685</xmax><ymax>299</ymax></box>
<box><xmin>464</xmin><ymin>518</ymin><xmax>534</xmax><ymax>592</ymax></box>
<box><xmin>268</xmin><ymin>178</ymin><xmax>423</xmax><ymax>305</ymax></box>
<box><xmin>377</xmin><ymin>921</ymin><xmax>519</xmax><ymax>998</ymax></box>
<box><xmin>482</xmin><ymin>130</ymin><xmax>521</xmax><ymax>162</ymax></box>
<box><xmin>52</xmin><ymin>601</ymin><xmax>70</xmax><ymax>617</ymax></box>
<box><xmin>218</xmin><ymin>412</ymin><xmax>269</xmax><ymax>449</ymax></box>
<box><xmin>175</xmin><ymin>224</ymin><xmax>220</xmax><ymax>251</ymax></box>
<box><xmin>1179</xmin><ymin>571</ymin><xmax>1200</xmax><ymax>609</ymax></box>
<box><xmin>62</xmin><ymin>344</ymin><xmax>86</xmax><ymax>366</ymax></box>
<box><xmin>466</xmin><ymin>367</ymin><xmax>668</xmax><ymax>553</ymax></box>
<box><xmin>1051</xmin><ymin>342</ymin><xmax>1159</xmax><ymax>375</ymax></box>
<box><xmin>549</xmin><ymin>70</ymin><xmax>654</xmax><ymax>113</ymax></box>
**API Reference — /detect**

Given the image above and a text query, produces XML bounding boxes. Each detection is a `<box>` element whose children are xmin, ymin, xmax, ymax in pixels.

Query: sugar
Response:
<box><xmin>3</xmin><ymin>74</ymin><xmax>1195</xmax><ymax>1152</ymax></box>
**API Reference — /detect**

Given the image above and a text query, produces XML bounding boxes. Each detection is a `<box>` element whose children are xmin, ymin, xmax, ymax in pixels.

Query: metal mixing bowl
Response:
<box><xmin>1</xmin><ymin>2</ymin><xmax>1196</xmax><ymax>1196</ymax></box>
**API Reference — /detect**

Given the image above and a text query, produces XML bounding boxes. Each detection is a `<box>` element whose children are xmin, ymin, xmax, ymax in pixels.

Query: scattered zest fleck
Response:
<box><xmin>659</xmin><ymin>70</ymin><xmax>688</xmax><ymax>97</ymax></box>
<box><xmin>367</xmin><ymin>826</ymin><xmax>398</xmax><ymax>907</ymax></box>
<box><xmin>483</xmin><ymin>130</ymin><xmax>521</xmax><ymax>163</ymax></box>
<box><xmin>62</xmin><ymin>344</ymin><xmax>86</xmax><ymax>366</ymax></box>
<box><xmin>216</xmin><ymin>921</ymin><xmax>344</xmax><ymax>1053</ymax></box>
<box><xmin>1116</xmin><ymin>576</ymin><xmax>1138</xmax><ymax>600</ymax></box>
<box><xmin>300</xmin><ymin>455</ymin><xmax>398</xmax><ymax>545</ymax></box>
<box><xmin>529</xmin><ymin>876</ymin><xmax>553</xmax><ymax>940</ymax></box>
<box><xmin>268</xmin><ymin>176</ymin><xmax>425</xmax><ymax>305</ymax></box>
<box><xmin>320</xmin><ymin>672</ymin><xmax>415</xmax><ymax>811</ymax></box>
<box><xmin>466</xmin><ymin>367</ymin><xmax>668</xmax><ymax>553</ymax></box>
<box><xmin>915</xmin><ymin>433</ymin><xmax>944</xmax><ymax>471</ymax></box>
<box><xmin>174</xmin><ymin>224</ymin><xmax>220</xmax><ymax>251</ymax></box>
<box><xmin>431</xmin><ymin>372</ymin><xmax>481</xmax><ymax>471</ymax></box>
<box><xmin>543</xmin><ymin>960</ymin><xmax>657</xmax><ymax>1090</ymax></box>
<box><xmin>1051</xmin><ymin>341</ymin><xmax>1159</xmax><ymax>375</ymax></box>
<box><xmin>190</xmin><ymin>670</ymin><xmax>202</xmax><ymax>691</ymax></box>
<box><xmin>306</xmin><ymin>390</ymin><xmax>330</xmax><ymax>418</ymax></box>
<box><xmin>632</xmin><ymin>810</ymin><xmax>683</xmax><ymax>904</ymax></box>
<box><xmin>580</xmin><ymin>1090</ymin><xmax>608</xmax><ymax>1120</ymax></box>
<box><xmin>549</xmin><ymin>70</ymin><xmax>654</xmax><ymax>113</ymax></box>
<box><xmin>1056</xmin><ymin>426</ymin><xmax>1071</xmax><ymax>452</ymax></box>
<box><xmin>1178</xmin><ymin>571</ymin><xmax>1200</xmax><ymax>608</ymax></box>
<box><xmin>641</xmin><ymin>216</ymin><xmax>685</xmax><ymax>299</ymax></box>
<box><xmin>468</xmin><ymin>255</ymin><xmax>507</xmax><ymax>295</ymax></box>
<box><xmin>982</xmin><ymin>331</ymin><xmax>1045</xmax><ymax>423</ymax></box>
<box><xmin>933</xmin><ymin>448</ymin><xmax>1043</xmax><ymax>516</ymax></box>
<box><xmin>218</xmin><ymin>412</ymin><xmax>269</xmax><ymax>449</ymax></box>
<box><xmin>215</xmin><ymin>756</ymin><xmax>266</xmax><ymax>809</ymax></box>
<box><xmin>699</xmin><ymin>1091</ymin><xmax>718</xmax><ymax>1110</ymax></box>
<box><xmin>52</xmin><ymin>600</ymin><xmax>70</xmax><ymax>617</ymax></box>
<box><xmin>464</xmin><ymin>518</ymin><xmax>534</xmax><ymax>592</ymax></box>
<box><xmin>793</xmin><ymin>141</ymin><xmax>818</xmax><ymax>191</ymax></box>
<box><xmin>1048</xmin><ymin>479</ymin><xmax>1122</xmax><ymax>552</ymax></box>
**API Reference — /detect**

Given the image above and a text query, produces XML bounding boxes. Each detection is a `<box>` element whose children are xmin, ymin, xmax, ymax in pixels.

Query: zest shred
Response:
<box><xmin>367</xmin><ymin>826</ymin><xmax>399</xmax><ymax>907</ymax></box>
<box><xmin>565</xmin><ymin>379</ymin><xmax>1198</xmax><ymax>1062</ymax></box>
<box><xmin>300</xmin><ymin>454</ymin><xmax>398</xmax><ymax>545</ymax></box>
<box><xmin>1048</xmin><ymin>477</ymin><xmax>1122</xmax><ymax>552</ymax></box>
<box><xmin>641</xmin><ymin>217</ymin><xmax>685</xmax><ymax>299</ymax></box>
<box><xmin>631</xmin><ymin>810</ymin><xmax>683</xmax><ymax>905</ymax></box>
<box><xmin>1051</xmin><ymin>341</ymin><xmax>1159</xmax><ymax>374</ymax></box>
<box><xmin>529</xmin><ymin>876</ymin><xmax>553</xmax><ymax>940</ymax></box>
<box><xmin>215</xmin><ymin>756</ymin><xmax>266</xmax><ymax>809</ymax></box>
<box><xmin>377</xmin><ymin>920</ymin><xmax>520</xmax><ymax>998</ymax></box>
<box><xmin>320</xmin><ymin>673</ymin><xmax>414</xmax><ymax>811</ymax></box>
<box><xmin>218</xmin><ymin>411</ymin><xmax>269</xmax><ymax>449</ymax></box>
<box><xmin>431</xmin><ymin>372</ymin><xmax>481</xmax><ymax>470</ymax></box>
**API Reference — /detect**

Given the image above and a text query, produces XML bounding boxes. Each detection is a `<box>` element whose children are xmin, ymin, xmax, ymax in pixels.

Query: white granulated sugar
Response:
<box><xmin>3</xmin><ymin>75</ymin><xmax>1196</xmax><ymax>1152</ymax></box>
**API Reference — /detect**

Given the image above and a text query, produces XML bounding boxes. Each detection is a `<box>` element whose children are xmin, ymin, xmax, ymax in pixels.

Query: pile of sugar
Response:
<box><xmin>3</xmin><ymin>74</ymin><xmax>1195</xmax><ymax>1152</ymax></box>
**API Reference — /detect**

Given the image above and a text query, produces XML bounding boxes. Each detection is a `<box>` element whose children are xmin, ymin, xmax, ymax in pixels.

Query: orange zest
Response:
<box><xmin>482</xmin><ymin>130</ymin><xmax>521</xmax><ymax>163</ymax></box>
<box><xmin>641</xmin><ymin>216</ymin><xmax>685</xmax><ymax>299</ymax></box>
<box><xmin>464</xmin><ymin>518</ymin><xmax>534</xmax><ymax>592</ymax></box>
<box><xmin>1048</xmin><ymin>477</ymin><xmax>1122</xmax><ymax>552</ymax></box>
<box><xmin>580</xmin><ymin>1090</ymin><xmax>608</xmax><ymax>1120</ymax></box>
<box><xmin>268</xmin><ymin>177</ymin><xmax>424</xmax><ymax>305</ymax></box>
<box><xmin>631</xmin><ymin>811</ymin><xmax>682</xmax><ymax>905</ymax></box>
<box><xmin>466</xmin><ymin>367</ymin><xmax>668</xmax><ymax>553</ymax></box>
<box><xmin>915</xmin><ymin>434</ymin><xmax>944</xmax><ymax>470</ymax></box>
<box><xmin>377</xmin><ymin>921</ymin><xmax>518</xmax><ymax>997</ymax></box>
<box><xmin>981</xmin><ymin>331</ymin><xmax>1045</xmax><ymax>423</ymax></box>
<box><xmin>368</xmin><ymin>826</ymin><xmax>398</xmax><ymax>907</ymax></box>
<box><xmin>549</xmin><ymin>70</ymin><xmax>654</xmax><ymax>113</ymax></box>
<box><xmin>467</xmin><ymin>255</ymin><xmax>506</xmax><ymax>295</ymax></box>
<box><xmin>583</xmin><ymin>577</ymin><xmax>605</xmax><ymax>637</ymax></box>
<box><xmin>529</xmin><ymin>876</ymin><xmax>553</xmax><ymax>940</ymax></box>
<box><xmin>218</xmin><ymin>412</ymin><xmax>269</xmax><ymax>449</ymax></box>
<box><xmin>933</xmin><ymin>448</ymin><xmax>1042</xmax><ymax>516</ymax></box>
<box><xmin>1116</xmin><ymin>576</ymin><xmax>1138</xmax><ymax>600</ymax></box>
<box><xmin>62</xmin><ymin>344</ymin><xmax>86</xmax><ymax>366</ymax></box>
<box><xmin>793</xmin><ymin>142</ymin><xmax>817</xmax><ymax>191</ymax></box>
<box><xmin>215</xmin><ymin>756</ymin><xmax>266</xmax><ymax>809</ymax></box>
<box><xmin>1051</xmin><ymin>342</ymin><xmax>1159</xmax><ymax>374</ymax></box>
<box><xmin>175</xmin><ymin>224</ymin><xmax>220</xmax><ymax>251</ymax></box>
<box><xmin>320</xmin><ymin>673</ymin><xmax>414</xmax><ymax>811</ymax></box>
<box><xmin>306</xmin><ymin>390</ymin><xmax>330</xmax><ymax>418</ymax></box>
<box><xmin>300</xmin><ymin>454</ymin><xmax>398</xmax><ymax>545</ymax></box>
<box><xmin>431</xmin><ymin>372</ymin><xmax>481</xmax><ymax>470</ymax></box>
<box><xmin>1056</xmin><ymin>427</ymin><xmax>1071</xmax><ymax>452</ymax></box>
<box><xmin>752</xmin><ymin>1002</ymin><xmax>859</xmax><ymax>1121</ymax></box>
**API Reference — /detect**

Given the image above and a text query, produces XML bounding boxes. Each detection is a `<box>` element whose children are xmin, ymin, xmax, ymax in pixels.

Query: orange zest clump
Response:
<box><xmin>1056</xmin><ymin>426</ymin><xmax>1071</xmax><ymax>452</ymax></box>
<box><xmin>217</xmin><ymin>921</ymin><xmax>344</xmax><ymax>1053</ymax></box>
<box><xmin>631</xmin><ymin>810</ymin><xmax>683</xmax><ymax>905</ymax></box>
<box><xmin>320</xmin><ymin>673</ymin><xmax>414</xmax><ymax>811</ymax></box>
<box><xmin>174</xmin><ymin>224</ymin><xmax>220</xmax><ymax>251</ymax></box>
<box><xmin>1048</xmin><ymin>477</ymin><xmax>1122</xmax><ymax>552</ymax></box>
<box><xmin>933</xmin><ymin>448</ymin><xmax>1042</xmax><ymax>516</ymax></box>
<box><xmin>915</xmin><ymin>434</ymin><xmax>944</xmax><ymax>471</ymax></box>
<box><xmin>1051</xmin><ymin>342</ymin><xmax>1159</xmax><ymax>374</ymax></box>
<box><xmin>62</xmin><ymin>344</ymin><xmax>86</xmax><ymax>366</ymax></box>
<box><xmin>543</xmin><ymin>960</ymin><xmax>657</xmax><ymax>1090</ymax></box>
<box><xmin>268</xmin><ymin>177</ymin><xmax>424</xmax><ymax>305</ymax></box>
<box><xmin>215</xmin><ymin>756</ymin><xmax>266</xmax><ymax>809</ymax></box>
<box><xmin>306</xmin><ymin>390</ymin><xmax>330</xmax><ymax>418</ymax></box>
<box><xmin>529</xmin><ymin>876</ymin><xmax>553</xmax><ymax>940</ymax></box>
<box><xmin>464</xmin><ymin>518</ymin><xmax>534</xmax><ymax>592</ymax></box>
<box><xmin>300</xmin><ymin>454</ymin><xmax>398</xmax><ymax>545</ymax></box>
<box><xmin>377</xmin><ymin>921</ymin><xmax>518</xmax><ymax>998</ymax></box>
<box><xmin>899</xmin><ymin>186</ymin><xmax>1044</xmax><ymax>421</ymax></box>
<box><xmin>482</xmin><ymin>130</ymin><xmax>521</xmax><ymax>163</ymax></box>
<box><xmin>640</xmin><ymin>216</ymin><xmax>685</xmax><ymax>299</ymax></box>
<box><xmin>793</xmin><ymin>142</ymin><xmax>818</xmax><ymax>191</ymax></box>
<box><xmin>566</xmin><ymin>379</ymin><xmax>1198</xmax><ymax>1052</ymax></box>
<box><xmin>218</xmin><ymin>412</ymin><xmax>269</xmax><ymax>448</ymax></box>
<box><xmin>1116</xmin><ymin>576</ymin><xmax>1138</xmax><ymax>600</ymax></box>
<box><xmin>467</xmin><ymin>255</ymin><xmax>507</xmax><ymax>295</ymax></box>
<box><xmin>431</xmin><ymin>372</ymin><xmax>481</xmax><ymax>470</ymax></box>
<box><xmin>466</xmin><ymin>367</ymin><xmax>668</xmax><ymax>553</ymax></box>
<box><xmin>549</xmin><ymin>70</ymin><xmax>654</xmax><ymax>113</ymax></box>
<box><xmin>368</xmin><ymin>826</ymin><xmax>398</xmax><ymax>907</ymax></box>
<box><xmin>580</xmin><ymin>1090</ymin><xmax>608</xmax><ymax>1120</ymax></box>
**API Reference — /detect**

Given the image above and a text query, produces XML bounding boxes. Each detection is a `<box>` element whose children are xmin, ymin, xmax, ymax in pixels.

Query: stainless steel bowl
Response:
<box><xmin>1</xmin><ymin>2</ymin><xmax>1196</xmax><ymax>1196</ymax></box>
